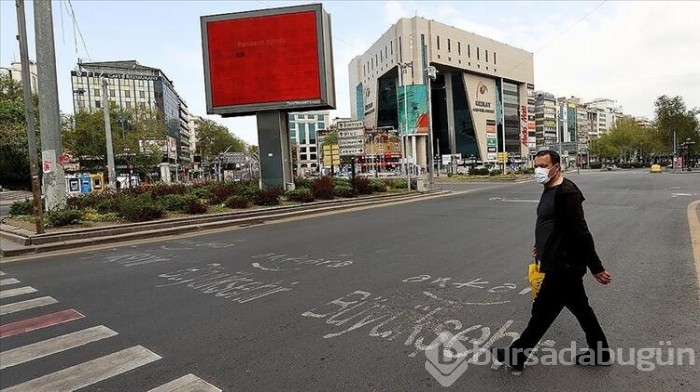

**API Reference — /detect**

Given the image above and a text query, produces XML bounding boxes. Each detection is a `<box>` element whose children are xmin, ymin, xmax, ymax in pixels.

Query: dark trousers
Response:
<box><xmin>509</xmin><ymin>271</ymin><xmax>609</xmax><ymax>363</ymax></box>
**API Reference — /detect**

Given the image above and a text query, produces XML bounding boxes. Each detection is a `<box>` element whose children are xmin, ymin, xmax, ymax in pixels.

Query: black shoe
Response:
<box><xmin>492</xmin><ymin>348</ymin><xmax>524</xmax><ymax>371</ymax></box>
<box><xmin>575</xmin><ymin>349</ymin><xmax>612</xmax><ymax>366</ymax></box>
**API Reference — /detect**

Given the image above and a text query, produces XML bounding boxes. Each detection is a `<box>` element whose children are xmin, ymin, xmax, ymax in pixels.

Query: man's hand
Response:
<box><xmin>531</xmin><ymin>246</ymin><xmax>537</xmax><ymax>258</ymax></box>
<box><xmin>594</xmin><ymin>270</ymin><xmax>612</xmax><ymax>285</ymax></box>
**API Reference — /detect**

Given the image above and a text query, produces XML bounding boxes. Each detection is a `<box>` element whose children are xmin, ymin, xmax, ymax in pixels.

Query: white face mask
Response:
<box><xmin>534</xmin><ymin>167</ymin><xmax>552</xmax><ymax>184</ymax></box>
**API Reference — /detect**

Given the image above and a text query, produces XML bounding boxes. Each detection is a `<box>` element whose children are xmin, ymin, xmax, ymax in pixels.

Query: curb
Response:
<box><xmin>0</xmin><ymin>190</ymin><xmax>450</xmax><ymax>258</ymax></box>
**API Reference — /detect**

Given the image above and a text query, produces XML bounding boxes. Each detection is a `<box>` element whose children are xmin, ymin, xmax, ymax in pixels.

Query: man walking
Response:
<box><xmin>494</xmin><ymin>149</ymin><xmax>612</xmax><ymax>370</ymax></box>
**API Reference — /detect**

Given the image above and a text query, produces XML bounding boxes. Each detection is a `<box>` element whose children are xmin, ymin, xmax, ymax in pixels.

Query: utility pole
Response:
<box><xmin>425</xmin><ymin>65</ymin><xmax>437</xmax><ymax>185</ymax></box>
<box><xmin>101</xmin><ymin>79</ymin><xmax>117</xmax><ymax>188</ymax></box>
<box><xmin>34</xmin><ymin>0</ymin><xmax>66</xmax><ymax>210</ymax></box>
<box><xmin>16</xmin><ymin>0</ymin><xmax>43</xmax><ymax>233</ymax></box>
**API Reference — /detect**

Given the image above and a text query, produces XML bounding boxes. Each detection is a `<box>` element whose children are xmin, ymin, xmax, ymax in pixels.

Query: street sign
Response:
<box><xmin>338</xmin><ymin>129</ymin><xmax>364</xmax><ymax>138</ymax></box>
<box><xmin>340</xmin><ymin>147</ymin><xmax>364</xmax><ymax>156</ymax></box>
<box><xmin>338</xmin><ymin>138</ymin><xmax>364</xmax><ymax>147</ymax></box>
<box><xmin>336</xmin><ymin>120</ymin><xmax>364</xmax><ymax>130</ymax></box>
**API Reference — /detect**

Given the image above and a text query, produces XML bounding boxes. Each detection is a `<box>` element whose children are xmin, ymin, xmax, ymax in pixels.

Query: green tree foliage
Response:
<box><xmin>654</xmin><ymin>95</ymin><xmax>699</xmax><ymax>150</ymax></box>
<box><xmin>321</xmin><ymin>130</ymin><xmax>339</xmax><ymax>146</ymax></box>
<box><xmin>0</xmin><ymin>74</ymin><xmax>40</xmax><ymax>188</ymax></box>
<box><xmin>196</xmin><ymin>118</ymin><xmax>246</xmax><ymax>161</ymax></box>
<box><xmin>62</xmin><ymin>104</ymin><xmax>167</xmax><ymax>173</ymax></box>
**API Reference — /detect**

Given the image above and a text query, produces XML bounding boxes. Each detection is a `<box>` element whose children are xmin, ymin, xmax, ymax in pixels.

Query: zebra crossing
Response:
<box><xmin>0</xmin><ymin>271</ymin><xmax>222</xmax><ymax>391</ymax></box>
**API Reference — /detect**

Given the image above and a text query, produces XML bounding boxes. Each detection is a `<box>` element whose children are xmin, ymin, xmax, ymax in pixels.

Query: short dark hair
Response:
<box><xmin>535</xmin><ymin>149</ymin><xmax>560</xmax><ymax>166</ymax></box>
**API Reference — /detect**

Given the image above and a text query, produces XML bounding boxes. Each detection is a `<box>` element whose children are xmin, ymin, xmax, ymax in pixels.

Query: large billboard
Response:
<box><xmin>463</xmin><ymin>74</ymin><xmax>497</xmax><ymax>162</ymax></box>
<box><xmin>201</xmin><ymin>4</ymin><xmax>335</xmax><ymax>116</ymax></box>
<box><xmin>397</xmin><ymin>84</ymin><xmax>429</xmax><ymax>136</ymax></box>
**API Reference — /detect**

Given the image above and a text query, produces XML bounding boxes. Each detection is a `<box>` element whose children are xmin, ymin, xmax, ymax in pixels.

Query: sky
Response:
<box><xmin>1</xmin><ymin>1</ymin><xmax>699</xmax><ymax>146</ymax></box>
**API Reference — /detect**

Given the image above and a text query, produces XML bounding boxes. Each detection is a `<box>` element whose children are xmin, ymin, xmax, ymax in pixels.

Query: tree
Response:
<box><xmin>654</xmin><ymin>95</ymin><xmax>700</xmax><ymax>152</ymax></box>
<box><xmin>0</xmin><ymin>74</ymin><xmax>40</xmax><ymax>188</ymax></box>
<box><xmin>196</xmin><ymin>119</ymin><xmax>246</xmax><ymax>162</ymax></box>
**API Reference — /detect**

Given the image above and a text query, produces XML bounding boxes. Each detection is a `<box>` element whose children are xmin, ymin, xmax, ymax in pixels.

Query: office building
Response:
<box><xmin>0</xmin><ymin>61</ymin><xmax>38</xmax><ymax>93</ymax></box>
<box><xmin>288</xmin><ymin>111</ymin><xmax>330</xmax><ymax>174</ymax></box>
<box><xmin>349</xmin><ymin>16</ymin><xmax>535</xmax><ymax>168</ymax></box>
<box><xmin>70</xmin><ymin>60</ymin><xmax>190</xmax><ymax>181</ymax></box>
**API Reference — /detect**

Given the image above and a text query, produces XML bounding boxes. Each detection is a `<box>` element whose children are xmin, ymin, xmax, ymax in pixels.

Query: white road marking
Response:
<box><xmin>0</xmin><ymin>271</ymin><xmax>6</xmax><ymax>275</ymax></box>
<box><xmin>0</xmin><ymin>296</ymin><xmax>57</xmax><ymax>316</ymax></box>
<box><xmin>1</xmin><ymin>345</ymin><xmax>160</xmax><ymax>392</ymax></box>
<box><xmin>0</xmin><ymin>286</ymin><xmax>37</xmax><ymax>300</ymax></box>
<box><xmin>148</xmin><ymin>374</ymin><xmax>222</xmax><ymax>392</ymax></box>
<box><xmin>0</xmin><ymin>278</ymin><xmax>20</xmax><ymax>286</ymax></box>
<box><xmin>0</xmin><ymin>325</ymin><xmax>118</xmax><ymax>370</ymax></box>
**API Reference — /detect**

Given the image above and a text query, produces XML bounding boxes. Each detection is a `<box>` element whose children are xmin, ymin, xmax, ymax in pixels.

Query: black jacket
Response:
<box><xmin>539</xmin><ymin>177</ymin><xmax>605</xmax><ymax>276</ymax></box>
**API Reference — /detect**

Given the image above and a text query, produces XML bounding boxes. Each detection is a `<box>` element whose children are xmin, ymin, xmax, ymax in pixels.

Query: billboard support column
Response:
<box><xmin>257</xmin><ymin>111</ymin><xmax>293</xmax><ymax>190</ymax></box>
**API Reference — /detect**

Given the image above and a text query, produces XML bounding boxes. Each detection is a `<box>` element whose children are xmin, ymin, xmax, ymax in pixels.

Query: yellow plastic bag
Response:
<box><xmin>528</xmin><ymin>260</ymin><xmax>545</xmax><ymax>299</ymax></box>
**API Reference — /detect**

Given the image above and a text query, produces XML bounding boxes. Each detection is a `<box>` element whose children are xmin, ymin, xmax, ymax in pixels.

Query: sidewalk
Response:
<box><xmin>0</xmin><ymin>189</ymin><xmax>451</xmax><ymax>259</ymax></box>
<box><xmin>0</xmin><ymin>190</ymin><xmax>32</xmax><ymax>206</ymax></box>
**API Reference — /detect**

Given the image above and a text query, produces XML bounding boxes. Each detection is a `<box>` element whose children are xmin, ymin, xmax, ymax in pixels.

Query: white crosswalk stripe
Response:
<box><xmin>148</xmin><ymin>374</ymin><xmax>222</xmax><ymax>392</ymax></box>
<box><xmin>0</xmin><ymin>325</ymin><xmax>118</xmax><ymax>370</ymax></box>
<box><xmin>1</xmin><ymin>345</ymin><xmax>161</xmax><ymax>392</ymax></box>
<box><xmin>0</xmin><ymin>286</ymin><xmax>37</xmax><ymax>299</ymax></box>
<box><xmin>0</xmin><ymin>271</ymin><xmax>6</xmax><ymax>275</ymax></box>
<box><xmin>0</xmin><ymin>278</ymin><xmax>20</xmax><ymax>286</ymax></box>
<box><xmin>0</xmin><ymin>296</ymin><xmax>58</xmax><ymax>316</ymax></box>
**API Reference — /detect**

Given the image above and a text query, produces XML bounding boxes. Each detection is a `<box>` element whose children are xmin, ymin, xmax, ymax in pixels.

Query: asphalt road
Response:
<box><xmin>1</xmin><ymin>170</ymin><xmax>699</xmax><ymax>391</ymax></box>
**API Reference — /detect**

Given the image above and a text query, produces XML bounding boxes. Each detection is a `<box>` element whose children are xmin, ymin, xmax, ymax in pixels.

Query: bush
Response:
<box><xmin>351</xmin><ymin>176</ymin><xmax>373</xmax><ymax>195</ymax></box>
<box><xmin>310</xmin><ymin>176</ymin><xmax>335</xmax><ymax>200</ymax></box>
<box><xmin>469</xmin><ymin>168</ymin><xmax>490</xmax><ymax>176</ymax></box>
<box><xmin>147</xmin><ymin>183</ymin><xmax>187</xmax><ymax>197</ymax></box>
<box><xmin>187</xmin><ymin>186</ymin><xmax>211</xmax><ymax>199</ymax></box>
<box><xmin>9</xmin><ymin>199</ymin><xmax>33</xmax><ymax>216</ymax></box>
<box><xmin>160</xmin><ymin>194</ymin><xmax>188</xmax><ymax>211</ymax></box>
<box><xmin>236</xmin><ymin>183</ymin><xmax>259</xmax><ymax>199</ymax></box>
<box><xmin>208</xmin><ymin>183</ymin><xmax>239</xmax><ymax>205</ymax></box>
<box><xmin>254</xmin><ymin>188</ymin><xmax>282</xmax><ymax>206</ymax></box>
<box><xmin>369</xmin><ymin>179</ymin><xmax>387</xmax><ymax>193</ymax></box>
<box><xmin>391</xmin><ymin>179</ymin><xmax>408</xmax><ymax>189</ymax></box>
<box><xmin>286</xmin><ymin>188</ymin><xmax>315</xmax><ymax>203</ymax></box>
<box><xmin>118</xmin><ymin>195</ymin><xmax>165</xmax><ymax>222</ymax></box>
<box><xmin>184</xmin><ymin>195</ymin><xmax>209</xmax><ymax>214</ymax></box>
<box><xmin>489</xmin><ymin>169</ymin><xmax>500</xmax><ymax>176</ymax></box>
<box><xmin>46</xmin><ymin>209</ymin><xmax>83</xmax><ymax>227</ymax></box>
<box><xmin>294</xmin><ymin>177</ymin><xmax>313</xmax><ymax>189</ymax></box>
<box><xmin>224</xmin><ymin>195</ymin><xmax>252</xmax><ymax>209</ymax></box>
<box><xmin>333</xmin><ymin>177</ymin><xmax>350</xmax><ymax>187</ymax></box>
<box><xmin>334</xmin><ymin>185</ymin><xmax>356</xmax><ymax>198</ymax></box>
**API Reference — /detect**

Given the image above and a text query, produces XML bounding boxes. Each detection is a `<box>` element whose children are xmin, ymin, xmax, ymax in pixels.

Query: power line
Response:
<box><xmin>507</xmin><ymin>0</ymin><xmax>608</xmax><ymax>73</ymax></box>
<box><xmin>65</xmin><ymin>0</ymin><xmax>91</xmax><ymax>60</ymax></box>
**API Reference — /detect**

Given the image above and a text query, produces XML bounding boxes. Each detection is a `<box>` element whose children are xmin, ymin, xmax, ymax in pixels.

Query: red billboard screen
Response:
<box><xmin>202</xmin><ymin>4</ymin><xmax>335</xmax><ymax>116</ymax></box>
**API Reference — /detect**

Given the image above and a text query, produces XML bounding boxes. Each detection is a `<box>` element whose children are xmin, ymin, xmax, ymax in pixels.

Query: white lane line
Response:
<box><xmin>0</xmin><ymin>278</ymin><xmax>20</xmax><ymax>286</ymax></box>
<box><xmin>148</xmin><ymin>374</ymin><xmax>222</xmax><ymax>392</ymax></box>
<box><xmin>0</xmin><ymin>296</ymin><xmax>57</xmax><ymax>316</ymax></box>
<box><xmin>1</xmin><ymin>345</ymin><xmax>160</xmax><ymax>392</ymax></box>
<box><xmin>0</xmin><ymin>325</ymin><xmax>118</xmax><ymax>370</ymax></box>
<box><xmin>0</xmin><ymin>286</ymin><xmax>37</xmax><ymax>300</ymax></box>
<box><xmin>0</xmin><ymin>271</ymin><xmax>5</xmax><ymax>275</ymax></box>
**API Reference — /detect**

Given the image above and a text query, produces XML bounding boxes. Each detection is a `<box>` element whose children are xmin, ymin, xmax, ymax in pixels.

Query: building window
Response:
<box><xmin>125</xmin><ymin>90</ymin><xmax>130</xmax><ymax>98</ymax></box>
<box><xmin>458</xmin><ymin>42</ymin><xmax>461</xmax><ymax>55</ymax></box>
<box><xmin>94</xmin><ymin>89</ymin><xmax>100</xmax><ymax>97</ymax></box>
<box><xmin>467</xmin><ymin>44</ymin><xmax>471</xmax><ymax>58</ymax></box>
<box><xmin>310</xmin><ymin>153</ymin><xmax>317</xmax><ymax>160</ymax></box>
<box><xmin>494</xmin><ymin>52</ymin><xmax>497</xmax><ymax>65</ymax></box>
<box><xmin>139</xmin><ymin>102</ymin><xmax>146</xmax><ymax>109</ymax></box>
<box><xmin>95</xmin><ymin>100</ymin><xmax>101</xmax><ymax>108</ymax></box>
<box><xmin>125</xmin><ymin>102</ymin><xmax>131</xmax><ymax>109</ymax></box>
<box><xmin>390</xmin><ymin>40</ymin><xmax>393</xmax><ymax>55</ymax></box>
<box><xmin>485</xmin><ymin>50</ymin><xmax>489</xmax><ymax>62</ymax></box>
<box><xmin>447</xmin><ymin>38</ymin><xmax>451</xmax><ymax>53</ymax></box>
<box><xmin>477</xmin><ymin>47</ymin><xmax>480</xmax><ymax>61</ymax></box>
<box><xmin>436</xmin><ymin>36</ymin><xmax>440</xmax><ymax>50</ymax></box>
<box><xmin>110</xmin><ymin>89</ymin><xmax>115</xmax><ymax>97</ymax></box>
<box><xmin>139</xmin><ymin>91</ymin><xmax>145</xmax><ymax>98</ymax></box>
<box><xmin>380</xmin><ymin>50</ymin><xmax>383</xmax><ymax>62</ymax></box>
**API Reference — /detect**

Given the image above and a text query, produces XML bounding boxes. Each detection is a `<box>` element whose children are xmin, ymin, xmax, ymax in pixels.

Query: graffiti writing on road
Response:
<box><xmin>402</xmin><ymin>274</ymin><xmax>531</xmax><ymax>299</ymax></box>
<box><xmin>103</xmin><ymin>253</ymin><xmax>170</xmax><ymax>267</ymax></box>
<box><xmin>250</xmin><ymin>253</ymin><xmax>354</xmax><ymax>271</ymax></box>
<box><xmin>302</xmin><ymin>274</ymin><xmax>555</xmax><ymax>360</ymax></box>
<box><xmin>157</xmin><ymin>263</ymin><xmax>299</xmax><ymax>304</ymax></box>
